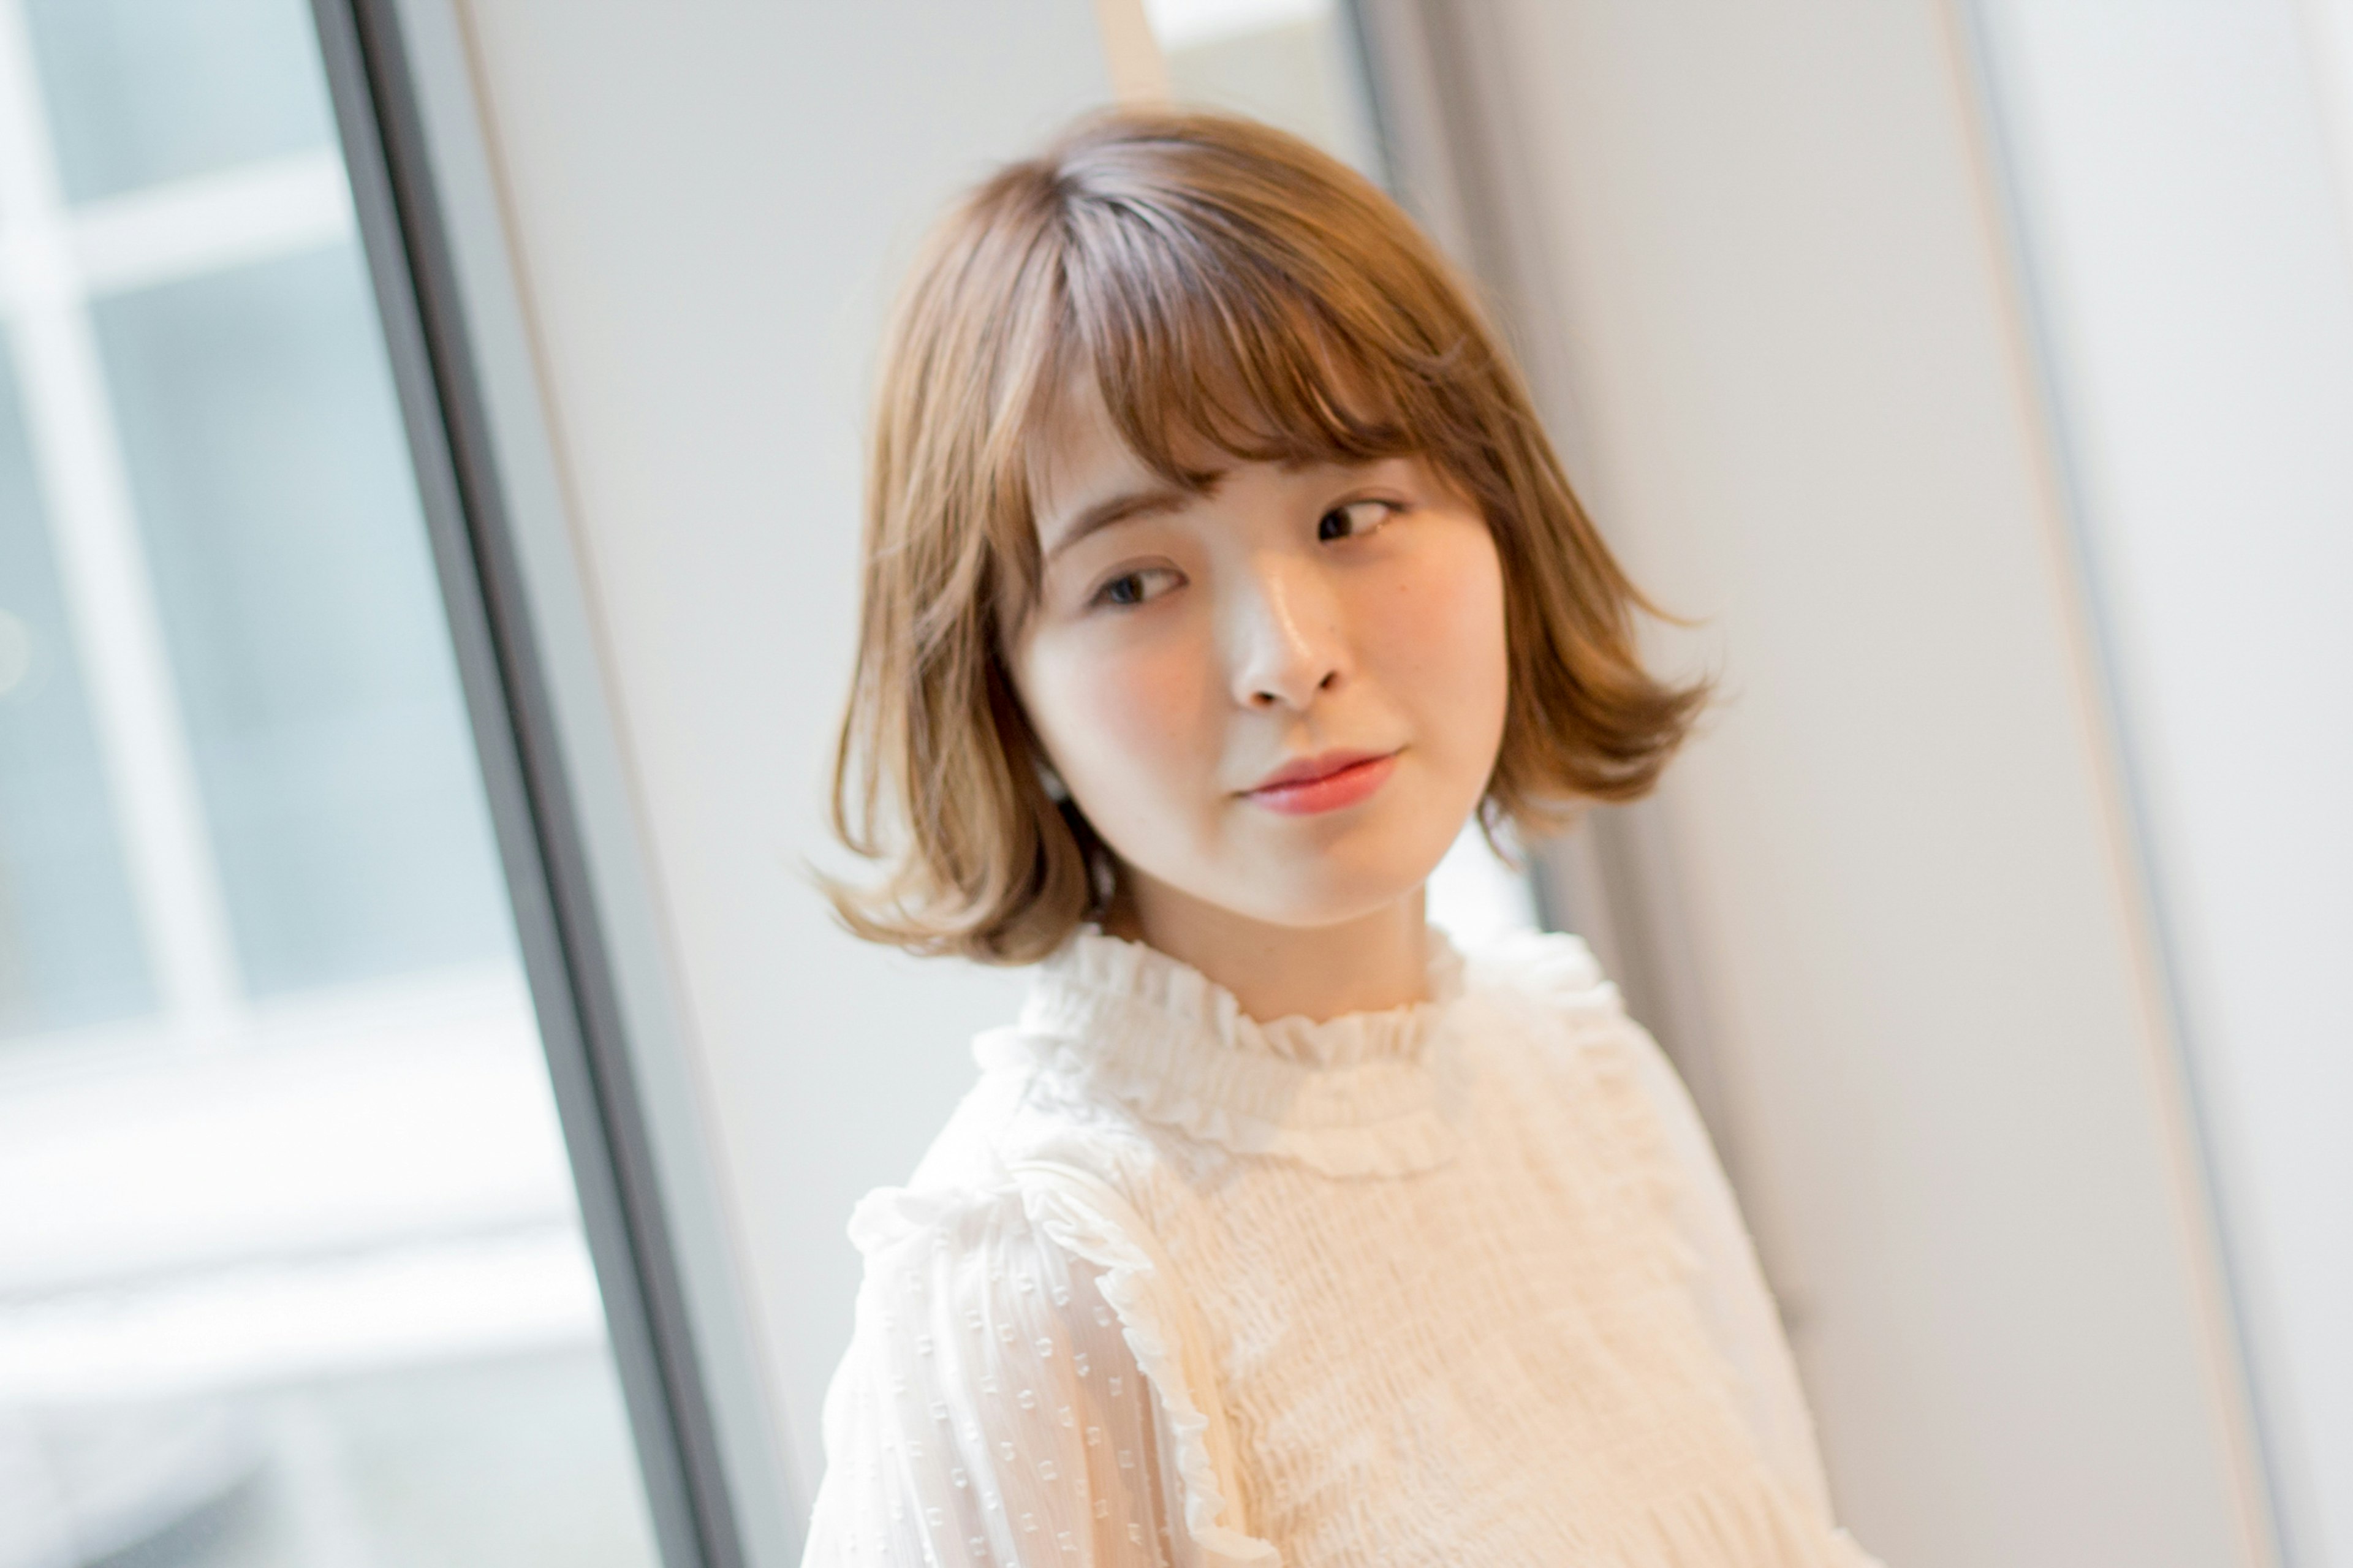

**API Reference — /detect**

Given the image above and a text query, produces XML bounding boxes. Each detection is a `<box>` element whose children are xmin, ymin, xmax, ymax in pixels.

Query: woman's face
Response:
<box><xmin>1009</xmin><ymin>387</ymin><xmax>1510</xmax><ymax>935</ymax></box>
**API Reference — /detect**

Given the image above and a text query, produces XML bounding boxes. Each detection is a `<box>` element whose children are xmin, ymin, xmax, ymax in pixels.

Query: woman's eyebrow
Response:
<box><xmin>1042</xmin><ymin>475</ymin><xmax>1220</xmax><ymax>564</ymax></box>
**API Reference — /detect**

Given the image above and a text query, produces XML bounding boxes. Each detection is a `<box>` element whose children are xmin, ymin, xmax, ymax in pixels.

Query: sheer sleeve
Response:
<box><xmin>800</xmin><ymin>1184</ymin><xmax>1191</xmax><ymax>1567</ymax></box>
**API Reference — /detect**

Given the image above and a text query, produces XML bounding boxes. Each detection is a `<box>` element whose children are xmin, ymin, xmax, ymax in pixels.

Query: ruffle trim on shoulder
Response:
<box><xmin>1466</xmin><ymin>927</ymin><xmax>1618</xmax><ymax>1015</ymax></box>
<box><xmin>1020</xmin><ymin>1173</ymin><xmax>1281</xmax><ymax>1567</ymax></box>
<box><xmin>844</xmin><ymin>1181</ymin><xmax>976</xmax><ymax>1256</ymax></box>
<box><xmin>843</xmin><ymin>1174</ymin><xmax>1281</xmax><ymax>1566</ymax></box>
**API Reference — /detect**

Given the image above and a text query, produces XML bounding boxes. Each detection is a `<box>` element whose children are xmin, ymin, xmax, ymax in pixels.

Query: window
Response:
<box><xmin>1144</xmin><ymin>0</ymin><xmax>1384</xmax><ymax>179</ymax></box>
<box><xmin>0</xmin><ymin>2</ymin><xmax>668</xmax><ymax>1561</ymax></box>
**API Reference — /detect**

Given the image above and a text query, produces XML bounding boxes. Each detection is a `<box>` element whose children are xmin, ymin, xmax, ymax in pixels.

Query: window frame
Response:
<box><xmin>308</xmin><ymin>2</ymin><xmax>770</xmax><ymax>1564</ymax></box>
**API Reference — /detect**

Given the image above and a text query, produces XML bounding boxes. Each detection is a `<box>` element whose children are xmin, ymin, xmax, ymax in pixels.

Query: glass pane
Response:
<box><xmin>2</xmin><ymin>1350</ymin><xmax>656</xmax><ymax>1568</ymax></box>
<box><xmin>1145</xmin><ymin>0</ymin><xmax>1384</xmax><ymax>176</ymax></box>
<box><xmin>0</xmin><ymin>349</ymin><xmax>153</xmax><ymax>1039</ymax></box>
<box><xmin>23</xmin><ymin>0</ymin><xmax>335</xmax><ymax>203</ymax></box>
<box><xmin>92</xmin><ymin>245</ymin><xmax>513</xmax><ymax>1000</ymax></box>
<box><xmin>0</xmin><ymin>5</ymin><xmax>669</xmax><ymax>1564</ymax></box>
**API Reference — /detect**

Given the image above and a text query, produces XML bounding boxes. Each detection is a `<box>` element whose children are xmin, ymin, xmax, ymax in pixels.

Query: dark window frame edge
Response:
<box><xmin>306</xmin><ymin>3</ymin><xmax>773</xmax><ymax>1564</ymax></box>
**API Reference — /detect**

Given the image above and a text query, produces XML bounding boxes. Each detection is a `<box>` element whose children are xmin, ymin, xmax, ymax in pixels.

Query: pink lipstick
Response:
<box><xmin>1242</xmin><ymin>749</ymin><xmax>1399</xmax><ymax>816</ymax></box>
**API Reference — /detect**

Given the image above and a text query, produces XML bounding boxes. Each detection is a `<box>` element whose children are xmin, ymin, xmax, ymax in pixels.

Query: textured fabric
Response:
<box><xmin>802</xmin><ymin>927</ymin><xmax>1884</xmax><ymax>1567</ymax></box>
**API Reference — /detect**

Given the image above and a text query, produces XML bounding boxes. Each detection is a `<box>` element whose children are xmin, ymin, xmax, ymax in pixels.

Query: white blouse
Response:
<box><xmin>801</xmin><ymin>927</ymin><xmax>1884</xmax><ymax>1567</ymax></box>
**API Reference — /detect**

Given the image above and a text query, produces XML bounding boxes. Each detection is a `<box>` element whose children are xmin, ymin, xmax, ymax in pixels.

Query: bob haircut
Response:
<box><xmin>829</xmin><ymin>110</ymin><xmax>1706</xmax><ymax>964</ymax></box>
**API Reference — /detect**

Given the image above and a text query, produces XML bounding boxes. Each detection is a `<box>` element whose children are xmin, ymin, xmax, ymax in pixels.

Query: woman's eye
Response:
<box><xmin>1091</xmin><ymin>567</ymin><xmax>1179</xmax><ymax>609</ymax></box>
<box><xmin>1317</xmin><ymin>499</ymin><xmax>1393</xmax><ymax>542</ymax></box>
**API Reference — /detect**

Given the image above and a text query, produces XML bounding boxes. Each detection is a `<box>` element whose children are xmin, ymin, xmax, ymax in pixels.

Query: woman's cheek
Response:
<box><xmin>1089</xmin><ymin>635</ymin><xmax>1205</xmax><ymax>783</ymax></box>
<box><xmin>1360</xmin><ymin>537</ymin><xmax>1508</xmax><ymax>826</ymax></box>
<box><xmin>1036</xmin><ymin>624</ymin><xmax>1208</xmax><ymax>803</ymax></box>
<box><xmin>1368</xmin><ymin>531</ymin><xmax>1507</xmax><ymax>704</ymax></box>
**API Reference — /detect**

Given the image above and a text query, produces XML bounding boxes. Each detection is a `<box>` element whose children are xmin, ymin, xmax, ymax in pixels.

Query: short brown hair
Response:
<box><xmin>828</xmin><ymin>110</ymin><xmax>1705</xmax><ymax>963</ymax></box>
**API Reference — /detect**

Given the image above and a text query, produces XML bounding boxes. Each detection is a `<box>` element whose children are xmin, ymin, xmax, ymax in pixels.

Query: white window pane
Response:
<box><xmin>0</xmin><ymin>6</ymin><xmax>667</xmax><ymax>1563</ymax></box>
<box><xmin>1427</xmin><ymin>816</ymin><xmax>1540</xmax><ymax>952</ymax></box>
<box><xmin>0</xmin><ymin>348</ymin><xmax>153</xmax><ymax>1039</ymax></box>
<box><xmin>92</xmin><ymin>244</ymin><xmax>513</xmax><ymax>999</ymax></box>
<box><xmin>23</xmin><ymin>0</ymin><xmax>334</xmax><ymax>204</ymax></box>
<box><xmin>1148</xmin><ymin>0</ymin><xmax>1384</xmax><ymax>178</ymax></box>
<box><xmin>4</xmin><ymin>1348</ymin><xmax>657</xmax><ymax>1567</ymax></box>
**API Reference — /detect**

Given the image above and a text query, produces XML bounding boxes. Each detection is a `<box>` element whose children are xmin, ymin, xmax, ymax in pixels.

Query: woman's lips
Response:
<box><xmin>1241</xmin><ymin>750</ymin><xmax>1400</xmax><ymax>816</ymax></box>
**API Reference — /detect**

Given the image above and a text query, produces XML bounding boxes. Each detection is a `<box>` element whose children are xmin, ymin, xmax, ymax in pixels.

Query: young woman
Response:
<box><xmin>805</xmin><ymin>110</ymin><xmax>1883</xmax><ymax>1567</ymax></box>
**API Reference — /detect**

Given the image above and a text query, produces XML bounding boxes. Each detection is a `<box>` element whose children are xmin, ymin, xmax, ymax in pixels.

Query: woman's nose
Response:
<box><xmin>1226</xmin><ymin>553</ymin><xmax>1347</xmax><ymax>711</ymax></box>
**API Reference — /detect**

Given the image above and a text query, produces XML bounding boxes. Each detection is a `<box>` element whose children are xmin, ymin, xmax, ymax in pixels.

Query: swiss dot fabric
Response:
<box><xmin>810</xmin><ymin>1184</ymin><xmax>1186</xmax><ymax>1563</ymax></box>
<box><xmin>801</xmin><ymin>928</ymin><xmax>1886</xmax><ymax>1567</ymax></box>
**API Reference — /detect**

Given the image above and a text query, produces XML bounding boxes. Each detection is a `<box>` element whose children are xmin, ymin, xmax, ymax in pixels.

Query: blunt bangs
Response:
<box><xmin>981</xmin><ymin>119</ymin><xmax>1496</xmax><ymax>627</ymax></box>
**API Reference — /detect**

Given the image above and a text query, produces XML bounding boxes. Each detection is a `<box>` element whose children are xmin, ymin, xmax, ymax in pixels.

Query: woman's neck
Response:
<box><xmin>1108</xmin><ymin>875</ymin><xmax>1430</xmax><ymax>1023</ymax></box>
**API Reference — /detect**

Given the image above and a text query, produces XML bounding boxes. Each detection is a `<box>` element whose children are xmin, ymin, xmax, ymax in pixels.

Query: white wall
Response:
<box><xmin>1970</xmin><ymin>2</ymin><xmax>2353</xmax><ymax>1561</ymax></box>
<box><xmin>1471</xmin><ymin>1</ymin><xmax>2272</xmax><ymax>1563</ymax></box>
<box><xmin>442</xmin><ymin>0</ymin><xmax>1113</xmax><ymax>1543</ymax></box>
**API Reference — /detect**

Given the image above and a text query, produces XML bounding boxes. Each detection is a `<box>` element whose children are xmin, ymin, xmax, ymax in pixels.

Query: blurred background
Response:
<box><xmin>0</xmin><ymin>1</ymin><xmax>2344</xmax><ymax>1566</ymax></box>
<box><xmin>0</xmin><ymin>0</ymin><xmax>659</xmax><ymax>1562</ymax></box>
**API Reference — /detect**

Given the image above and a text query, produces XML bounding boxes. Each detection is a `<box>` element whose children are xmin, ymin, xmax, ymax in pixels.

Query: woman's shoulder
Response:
<box><xmin>835</xmin><ymin>1159</ymin><xmax>1133</xmax><ymax>1384</ymax></box>
<box><xmin>896</xmin><ymin>1029</ymin><xmax>1168</xmax><ymax>1195</ymax></box>
<box><xmin>1447</xmin><ymin>925</ymin><xmax>1696</xmax><ymax>1146</ymax></box>
<box><xmin>1453</xmin><ymin>925</ymin><xmax>1632</xmax><ymax>1036</ymax></box>
<box><xmin>817</xmin><ymin>1132</ymin><xmax>1268</xmax><ymax>1566</ymax></box>
<box><xmin>849</xmin><ymin>1044</ymin><xmax>1170</xmax><ymax>1273</ymax></box>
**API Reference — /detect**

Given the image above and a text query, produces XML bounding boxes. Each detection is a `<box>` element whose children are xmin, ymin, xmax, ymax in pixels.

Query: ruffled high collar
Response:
<box><xmin>972</xmin><ymin>926</ymin><xmax>1474</xmax><ymax>1176</ymax></box>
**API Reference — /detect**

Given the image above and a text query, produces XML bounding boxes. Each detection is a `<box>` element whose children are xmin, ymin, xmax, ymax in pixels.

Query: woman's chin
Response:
<box><xmin>1216</xmin><ymin>862</ymin><xmax>1439</xmax><ymax>934</ymax></box>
